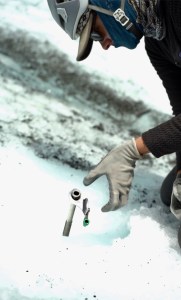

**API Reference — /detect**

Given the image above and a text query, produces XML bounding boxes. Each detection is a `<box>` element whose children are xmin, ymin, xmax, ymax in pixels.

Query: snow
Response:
<box><xmin>0</xmin><ymin>145</ymin><xmax>180</xmax><ymax>300</ymax></box>
<box><xmin>0</xmin><ymin>1</ymin><xmax>180</xmax><ymax>300</ymax></box>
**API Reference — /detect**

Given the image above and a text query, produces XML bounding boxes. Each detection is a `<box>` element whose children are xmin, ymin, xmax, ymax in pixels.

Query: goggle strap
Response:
<box><xmin>121</xmin><ymin>0</ymin><xmax>126</xmax><ymax>11</ymax></box>
<box><xmin>88</xmin><ymin>1</ymin><xmax>143</xmax><ymax>40</ymax></box>
<box><xmin>88</xmin><ymin>0</ymin><xmax>126</xmax><ymax>17</ymax></box>
<box><xmin>88</xmin><ymin>5</ymin><xmax>113</xmax><ymax>17</ymax></box>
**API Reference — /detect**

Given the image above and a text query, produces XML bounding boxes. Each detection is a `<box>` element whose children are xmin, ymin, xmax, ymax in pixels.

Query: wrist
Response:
<box><xmin>135</xmin><ymin>136</ymin><xmax>149</xmax><ymax>155</ymax></box>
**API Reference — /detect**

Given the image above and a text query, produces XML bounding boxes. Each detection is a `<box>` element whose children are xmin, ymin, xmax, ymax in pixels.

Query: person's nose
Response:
<box><xmin>101</xmin><ymin>36</ymin><xmax>113</xmax><ymax>50</ymax></box>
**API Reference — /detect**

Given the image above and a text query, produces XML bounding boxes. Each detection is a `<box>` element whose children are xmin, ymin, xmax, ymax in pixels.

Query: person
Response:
<box><xmin>47</xmin><ymin>0</ymin><xmax>181</xmax><ymax>219</ymax></box>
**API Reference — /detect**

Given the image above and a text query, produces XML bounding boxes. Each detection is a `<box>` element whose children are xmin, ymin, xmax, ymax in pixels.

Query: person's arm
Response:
<box><xmin>84</xmin><ymin>36</ymin><xmax>181</xmax><ymax>212</ymax></box>
<box><xmin>143</xmin><ymin>37</ymin><xmax>181</xmax><ymax>160</ymax></box>
<box><xmin>145</xmin><ymin>37</ymin><xmax>181</xmax><ymax>116</ymax></box>
<box><xmin>141</xmin><ymin>114</ymin><xmax>181</xmax><ymax>157</ymax></box>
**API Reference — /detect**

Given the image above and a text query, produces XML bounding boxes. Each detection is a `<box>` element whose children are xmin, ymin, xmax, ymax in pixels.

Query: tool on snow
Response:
<box><xmin>62</xmin><ymin>188</ymin><xmax>90</xmax><ymax>236</ymax></box>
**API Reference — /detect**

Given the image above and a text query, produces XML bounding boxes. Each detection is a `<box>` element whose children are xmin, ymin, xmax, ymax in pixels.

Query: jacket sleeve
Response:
<box><xmin>144</xmin><ymin>36</ymin><xmax>181</xmax><ymax>116</ymax></box>
<box><xmin>141</xmin><ymin>37</ymin><xmax>181</xmax><ymax>157</ymax></box>
<box><xmin>142</xmin><ymin>114</ymin><xmax>181</xmax><ymax>157</ymax></box>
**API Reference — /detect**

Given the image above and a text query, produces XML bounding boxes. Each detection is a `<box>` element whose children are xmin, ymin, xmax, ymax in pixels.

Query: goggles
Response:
<box><xmin>90</xmin><ymin>31</ymin><xmax>103</xmax><ymax>41</ymax></box>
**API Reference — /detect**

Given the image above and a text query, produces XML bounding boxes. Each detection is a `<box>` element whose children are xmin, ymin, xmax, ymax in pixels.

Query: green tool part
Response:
<box><xmin>83</xmin><ymin>217</ymin><xmax>90</xmax><ymax>227</ymax></box>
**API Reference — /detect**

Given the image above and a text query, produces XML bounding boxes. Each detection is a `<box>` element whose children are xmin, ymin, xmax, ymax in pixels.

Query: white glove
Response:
<box><xmin>83</xmin><ymin>139</ymin><xmax>142</xmax><ymax>212</ymax></box>
<box><xmin>170</xmin><ymin>174</ymin><xmax>181</xmax><ymax>220</ymax></box>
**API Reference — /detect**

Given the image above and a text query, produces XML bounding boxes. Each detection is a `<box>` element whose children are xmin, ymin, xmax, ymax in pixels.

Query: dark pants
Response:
<box><xmin>176</xmin><ymin>151</ymin><xmax>181</xmax><ymax>171</ymax></box>
<box><xmin>160</xmin><ymin>166</ymin><xmax>177</xmax><ymax>206</ymax></box>
<box><xmin>160</xmin><ymin>152</ymin><xmax>181</xmax><ymax>206</ymax></box>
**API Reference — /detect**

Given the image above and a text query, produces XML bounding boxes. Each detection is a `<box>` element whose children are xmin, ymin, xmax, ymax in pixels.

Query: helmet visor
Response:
<box><xmin>76</xmin><ymin>12</ymin><xmax>94</xmax><ymax>61</ymax></box>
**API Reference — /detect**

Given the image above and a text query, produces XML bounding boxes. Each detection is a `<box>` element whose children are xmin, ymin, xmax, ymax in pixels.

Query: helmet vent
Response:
<box><xmin>57</xmin><ymin>7</ymin><xmax>68</xmax><ymax>23</ymax></box>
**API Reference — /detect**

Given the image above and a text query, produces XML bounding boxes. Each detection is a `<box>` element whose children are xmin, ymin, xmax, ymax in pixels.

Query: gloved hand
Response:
<box><xmin>83</xmin><ymin>139</ymin><xmax>142</xmax><ymax>212</ymax></box>
<box><xmin>170</xmin><ymin>174</ymin><xmax>181</xmax><ymax>220</ymax></box>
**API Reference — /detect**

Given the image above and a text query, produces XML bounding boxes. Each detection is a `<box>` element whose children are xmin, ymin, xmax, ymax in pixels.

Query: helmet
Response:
<box><xmin>47</xmin><ymin>0</ymin><xmax>95</xmax><ymax>61</ymax></box>
<box><xmin>47</xmin><ymin>0</ymin><xmax>89</xmax><ymax>40</ymax></box>
<box><xmin>47</xmin><ymin>0</ymin><xmax>143</xmax><ymax>61</ymax></box>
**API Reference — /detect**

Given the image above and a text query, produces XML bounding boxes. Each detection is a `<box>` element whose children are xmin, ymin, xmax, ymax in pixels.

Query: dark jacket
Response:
<box><xmin>141</xmin><ymin>0</ymin><xmax>181</xmax><ymax>167</ymax></box>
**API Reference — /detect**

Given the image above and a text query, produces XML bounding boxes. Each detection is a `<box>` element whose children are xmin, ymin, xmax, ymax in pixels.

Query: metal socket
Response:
<box><xmin>71</xmin><ymin>188</ymin><xmax>81</xmax><ymax>201</ymax></box>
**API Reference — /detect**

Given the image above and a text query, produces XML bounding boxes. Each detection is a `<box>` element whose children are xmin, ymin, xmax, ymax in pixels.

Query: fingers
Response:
<box><xmin>101</xmin><ymin>187</ymin><xmax>128</xmax><ymax>212</ymax></box>
<box><xmin>101</xmin><ymin>202</ymin><xmax>115</xmax><ymax>212</ymax></box>
<box><xmin>83</xmin><ymin>169</ymin><xmax>103</xmax><ymax>186</ymax></box>
<box><xmin>83</xmin><ymin>153</ymin><xmax>109</xmax><ymax>186</ymax></box>
<box><xmin>84</xmin><ymin>169</ymin><xmax>129</xmax><ymax>212</ymax></box>
<box><xmin>120</xmin><ymin>194</ymin><xmax>128</xmax><ymax>206</ymax></box>
<box><xmin>83</xmin><ymin>159</ymin><xmax>106</xmax><ymax>186</ymax></box>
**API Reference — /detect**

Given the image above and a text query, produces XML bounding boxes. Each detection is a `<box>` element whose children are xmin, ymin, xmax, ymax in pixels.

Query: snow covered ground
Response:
<box><xmin>0</xmin><ymin>1</ymin><xmax>181</xmax><ymax>300</ymax></box>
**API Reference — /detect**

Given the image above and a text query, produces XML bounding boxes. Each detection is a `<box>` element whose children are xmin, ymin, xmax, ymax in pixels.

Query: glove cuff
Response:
<box><xmin>132</xmin><ymin>138</ymin><xmax>143</xmax><ymax>159</ymax></box>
